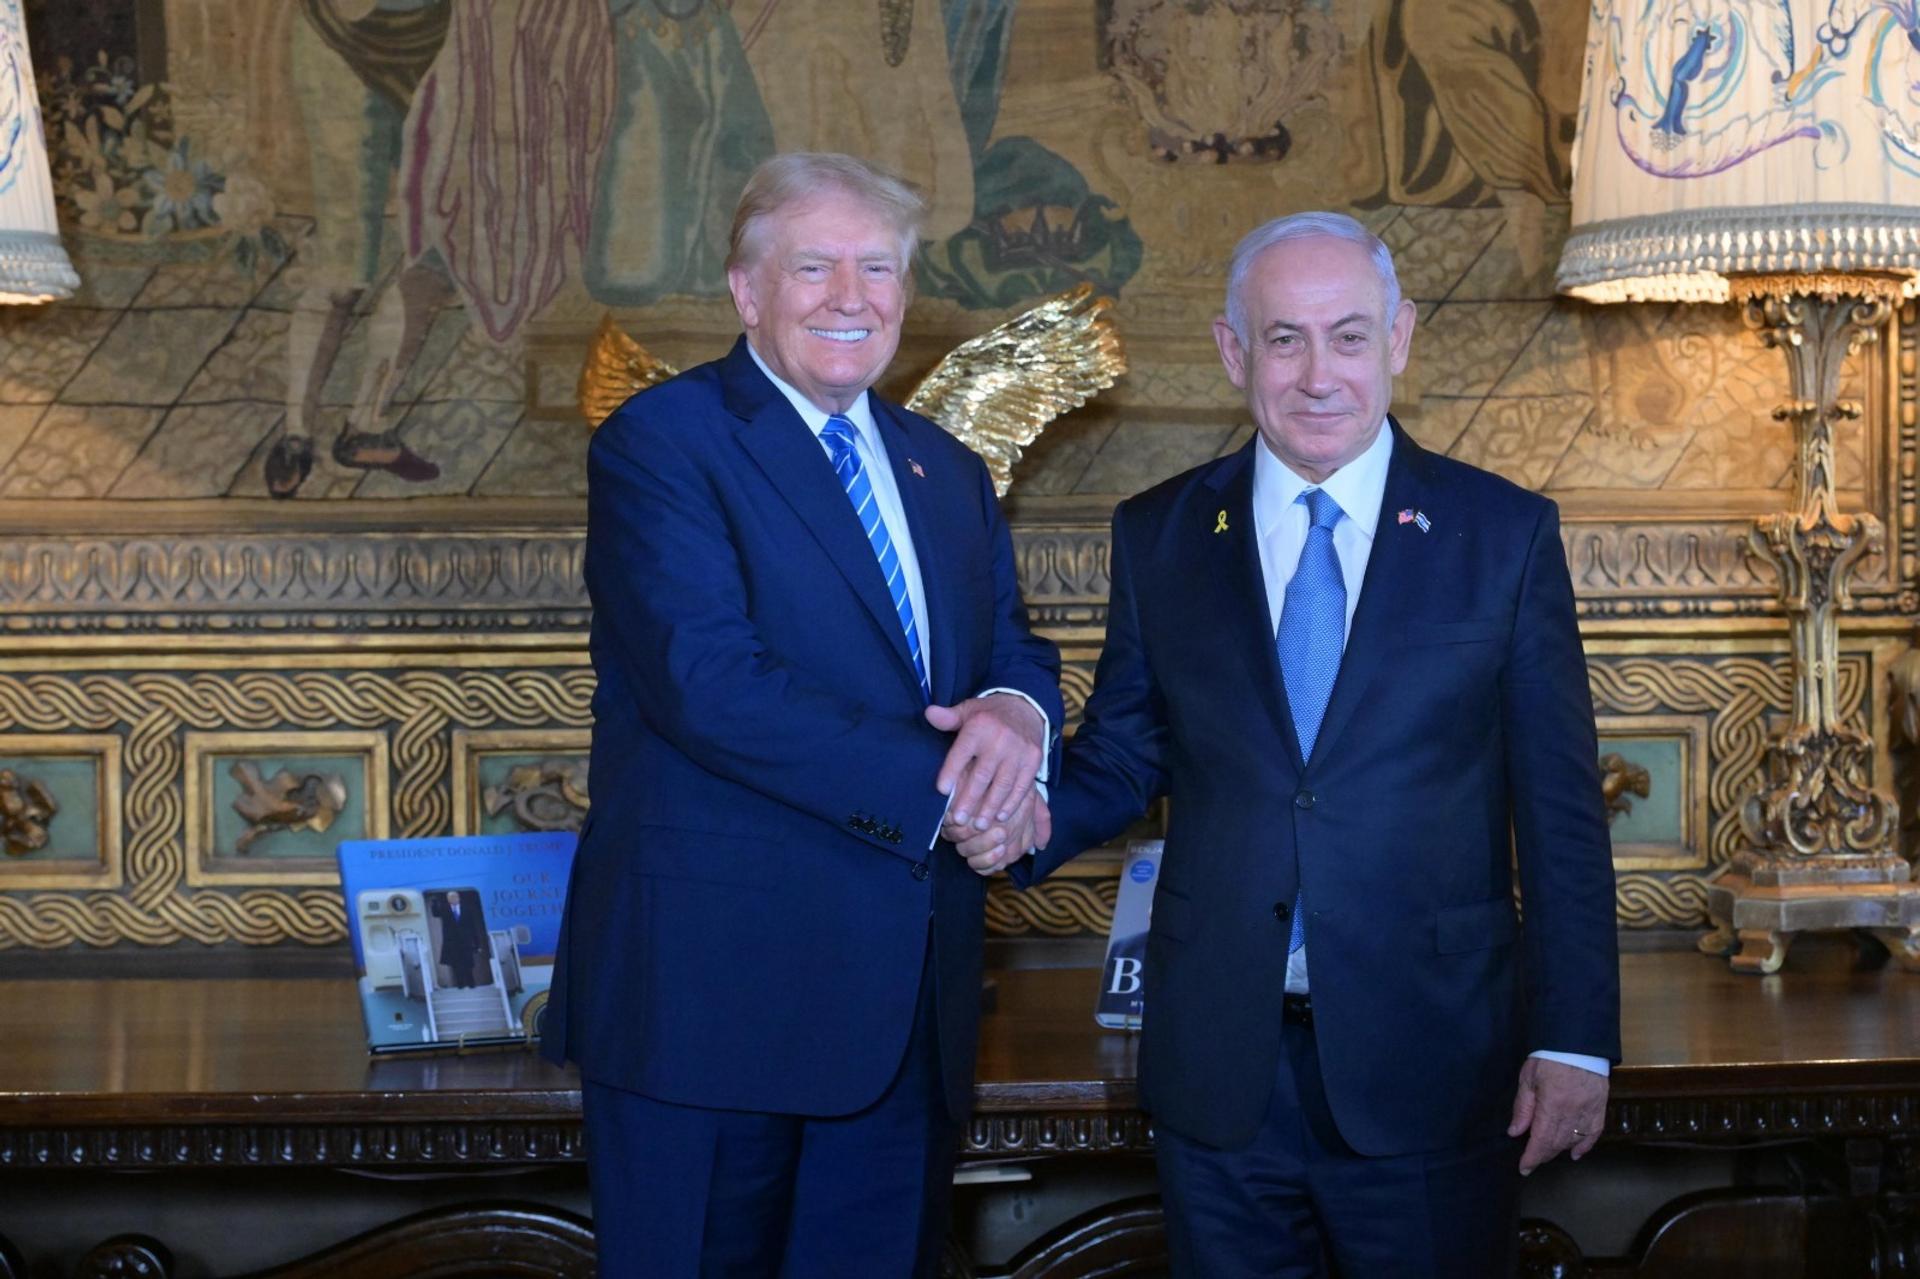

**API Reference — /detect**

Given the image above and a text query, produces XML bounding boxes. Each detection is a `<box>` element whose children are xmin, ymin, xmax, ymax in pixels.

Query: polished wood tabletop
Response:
<box><xmin>0</xmin><ymin>943</ymin><xmax>1916</xmax><ymax>1127</ymax></box>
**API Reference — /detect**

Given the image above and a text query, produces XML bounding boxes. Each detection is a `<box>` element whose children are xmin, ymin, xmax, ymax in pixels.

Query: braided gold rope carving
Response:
<box><xmin>0</xmin><ymin>652</ymin><xmax>1865</xmax><ymax>945</ymax></box>
<box><xmin>987</xmin><ymin>653</ymin><xmax>1863</xmax><ymax>937</ymax></box>
<box><xmin>0</xmin><ymin>668</ymin><xmax>594</xmax><ymax>949</ymax></box>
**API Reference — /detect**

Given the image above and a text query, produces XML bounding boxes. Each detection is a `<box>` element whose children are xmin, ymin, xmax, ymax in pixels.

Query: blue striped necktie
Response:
<box><xmin>1276</xmin><ymin>487</ymin><xmax>1345</xmax><ymax>953</ymax></box>
<box><xmin>821</xmin><ymin>414</ymin><xmax>930</xmax><ymax>701</ymax></box>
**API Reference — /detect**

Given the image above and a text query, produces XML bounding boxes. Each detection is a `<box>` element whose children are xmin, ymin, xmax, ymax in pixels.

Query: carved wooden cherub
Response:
<box><xmin>483</xmin><ymin>759</ymin><xmax>590</xmax><ymax>833</ymax></box>
<box><xmin>1599</xmin><ymin>753</ymin><xmax>1651</xmax><ymax>824</ymax></box>
<box><xmin>228</xmin><ymin>761</ymin><xmax>349</xmax><ymax>853</ymax></box>
<box><xmin>0</xmin><ymin>770</ymin><xmax>57</xmax><ymax>857</ymax></box>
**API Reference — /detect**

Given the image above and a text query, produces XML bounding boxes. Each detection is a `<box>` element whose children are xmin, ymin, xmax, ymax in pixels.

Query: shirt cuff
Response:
<box><xmin>1529</xmin><ymin>1049</ymin><xmax>1610</xmax><ymax>1078</ymax></box>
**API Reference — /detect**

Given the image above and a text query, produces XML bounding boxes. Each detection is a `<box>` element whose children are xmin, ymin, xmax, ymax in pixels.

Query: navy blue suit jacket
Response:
<box><xmin>1017</xmin><ymin>423</ymin><xmax>1620</xmax><ymax>1155</ymax></box>
<box><xmin>545</xmin><ymin>338</ymin><xmax>1062</xmax><ymax>1121</ymax></box>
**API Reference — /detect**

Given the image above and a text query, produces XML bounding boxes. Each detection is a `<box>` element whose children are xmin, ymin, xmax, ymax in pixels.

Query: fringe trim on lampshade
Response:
<box><xmin>1556</xmin><ymin>205</ymin><xmax>1920</xmax><ymax>304</ymax></box>
<box><xmin>0</xmin><ymin>229</ymin><xmax>78</xmax><ymax>303</ymax></box>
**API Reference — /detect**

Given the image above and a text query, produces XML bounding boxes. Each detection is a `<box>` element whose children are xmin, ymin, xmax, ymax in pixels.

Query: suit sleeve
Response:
<box><xmin>1502</xmin><ymin>501</ymin><xmax>1623</xmax><ymax>1064</ymax></box>
<box><xmin>586</xmin><ymin>405</ymin><xmax>957</xmax><ymax>858</ymax></box>
<box><xmin>971</xmin><ymin>455</ymin><xmax>1066</xmax><ymax>776</ymax></box>
<box><xmin>1014</xmin><ymin>503</ymin><xmax>1169</xmax><ymax>886</ymax></box>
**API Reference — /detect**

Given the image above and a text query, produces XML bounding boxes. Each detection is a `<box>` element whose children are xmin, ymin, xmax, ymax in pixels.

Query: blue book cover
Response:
<box><xmin>336</xmin><ymin>832</ymin><xmax>577</xmax><ymax>1053</ymax></box>
<box><xmin>1095</xmin><ymin>840</ymin><xmax>1163</xmax><ymax>1029</ymax></box>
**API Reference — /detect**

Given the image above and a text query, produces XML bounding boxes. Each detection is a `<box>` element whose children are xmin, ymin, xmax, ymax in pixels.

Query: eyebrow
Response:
<box><xmin>787</xmin><ymin>248</ymin><xmax>900</xmax><ymax>266</ymax></box>
<box><xmin>1263</xmin><ymin>312</ymin><xmax>1376</xmax><ymax>337</ymax></box>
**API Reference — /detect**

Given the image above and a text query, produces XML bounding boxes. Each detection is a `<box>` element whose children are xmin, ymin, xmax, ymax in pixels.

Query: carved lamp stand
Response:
<box><xmin>1557</xmin><ymin>2</ymin><xmax>1920</xmax><ymax>975</ymax></box>
<box><xmin>1695</xmin><ymin>277</ymin><xmax>1920</xmax><ymax>974</ymax></box>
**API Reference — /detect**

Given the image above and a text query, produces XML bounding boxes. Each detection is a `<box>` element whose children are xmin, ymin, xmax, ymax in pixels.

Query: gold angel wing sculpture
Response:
<box><xmin>577</xmin><ymin>313</ymin><xmax>678</xmax><ymax>427</ymax></box>
<box><xmin>906</xmin><ymin>283</ymin><xmax>1126</xmax><ymax>496</ymax></box>
<box><xmin>576</xmin><ymin>284</ymin><xmax>1126</xmax><ymax>496</ymax></box>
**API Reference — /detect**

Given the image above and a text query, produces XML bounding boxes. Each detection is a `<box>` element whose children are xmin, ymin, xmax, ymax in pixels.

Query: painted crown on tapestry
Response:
<box><xmin>1556</xmin><ymin>1</ymin><xmax>1920</xmax><ymax>977</ymax></box>
<box><xmin>0</xmin><ymin>3</ymin><xmax>76</xmax><ymax>303</ymax></box>
<box><xmin>1556</xmin><ymin>2</ymin><xmax>1920</xmax><ymax>302</ymax></box>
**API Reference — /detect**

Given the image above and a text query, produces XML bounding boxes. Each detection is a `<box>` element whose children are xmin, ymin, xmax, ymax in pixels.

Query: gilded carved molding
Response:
<box><xmin>0</xmin><ymin>661</ymin><xmax>593</xmax><ymax>950</ymax></box>
<box><xmin>0</xmin><ymin>639</ymin><xmax>1884</xmax><ymax>947</ymax></box>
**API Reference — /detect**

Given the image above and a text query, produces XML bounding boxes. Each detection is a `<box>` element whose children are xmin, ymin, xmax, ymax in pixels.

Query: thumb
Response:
<box><xmin>924</xmin><ymin>703</ymin><xmax>964</xmax><ymax>732</ymax></box>
<box><xmin>1508</xmin><ymin>1065</ymin><xmax>1538</xmax><ymax>1137</ymax></box>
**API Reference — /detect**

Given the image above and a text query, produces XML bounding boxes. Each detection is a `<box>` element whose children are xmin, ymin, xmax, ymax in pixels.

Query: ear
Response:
<box><xmin>1212</xmin><ymin>316</ymin><xmax>1249</xmax><ymax>390</ymax></box>
<box><xmin>1387</xmin><ymin>298</ymin><xmax>1416</xmax><ymax>376</ymax></box>
<box><xmin>727</xmin><ymin>264</ymin><xmax>759</xmax><ymax>331</ymax></box>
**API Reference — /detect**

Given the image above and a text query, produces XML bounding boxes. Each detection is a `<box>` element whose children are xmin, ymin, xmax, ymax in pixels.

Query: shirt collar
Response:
<box><xmin>1252</xmin><ymin>420</ymin><xmax>1394</xmax><ymax>544</ymax></box>
<box><xmin>746</xmin><ymin>339</ymin><xmax>877</xmax><ymax>442</ymax></box>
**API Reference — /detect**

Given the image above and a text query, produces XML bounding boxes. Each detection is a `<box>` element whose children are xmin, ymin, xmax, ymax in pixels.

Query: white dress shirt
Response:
<box><xmin>1252</xmin><ymin>423</ymin><xmax>1606</xmax><ymax>1078</ymax></box>
<box><xmin>747</xmin><ymin>345</ymin><xmax>1052</xmax><ymax>846</ymax></box>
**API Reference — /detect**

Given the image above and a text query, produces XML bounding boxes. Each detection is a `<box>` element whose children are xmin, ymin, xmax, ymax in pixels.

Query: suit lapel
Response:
<box><xmin>1308</xmin><ymin>421</ymin><xmax>1432</xmax><ymax>766</ymax></box>
<box><xmin>1201</xmin><ymin>445</ymin><xmax>1305</xmax><ymax>776</ymax></box>
<box><xmin>724</xmin><ymin>342</ymin><xmax>921</xmax><ymax>690</ymax></box>
<box><xmin>873</xmin><ymin>401</ymin><xmax>960</xmax><ymax>704</ymax></box>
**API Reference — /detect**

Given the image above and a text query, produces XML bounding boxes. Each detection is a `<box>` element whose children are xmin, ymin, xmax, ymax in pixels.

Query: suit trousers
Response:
<box><xmin>1154</xmin><ymin>1015</ymin><xmax>1520</xmax><ymax>1279</ymax></box>
<box><xmin>581</xmin><ymin>946</ymin><xmax>957</xmax><ymax>1279</ymax></box>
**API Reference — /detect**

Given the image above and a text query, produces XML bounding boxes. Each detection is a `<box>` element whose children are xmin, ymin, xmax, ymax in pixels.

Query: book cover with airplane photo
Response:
<box><xmin>336</xmin><ymin>832</ymin><xmax>577</xmax><ymax>1053</ymax></box>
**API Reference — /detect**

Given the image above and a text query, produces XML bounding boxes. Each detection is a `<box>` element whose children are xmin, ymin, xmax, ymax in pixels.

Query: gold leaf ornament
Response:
<box><xmin>904</xmin><ymin>283</ymin><xmax>1127</xmax><ymax>496</ymax></box>
<box><xmin>576</xmin><ymin>313</ymin><xmax>679</xmax><ymax>427</ymax></box>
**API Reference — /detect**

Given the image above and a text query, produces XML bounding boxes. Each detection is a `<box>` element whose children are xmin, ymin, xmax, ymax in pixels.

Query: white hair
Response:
<box><xmin>727</xmin><ymin>152</ymin><xmax>926</xmax><ymax>274</ymax></box>
<box><xmin>1224</xmin><ymin>212</ymin><xmax>1402</xmax><ymax>343</ymax></box>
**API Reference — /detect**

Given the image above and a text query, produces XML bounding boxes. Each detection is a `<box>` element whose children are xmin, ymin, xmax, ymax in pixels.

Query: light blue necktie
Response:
<box><xmin>821</xmin><ymin>414</ymin><xmax>931</xmax><ymax>701</ymax></box>
<box><xmin>1276</xmin><ymin>487</ymin><xmax>1345</xmax><ymax>953</ymax></box>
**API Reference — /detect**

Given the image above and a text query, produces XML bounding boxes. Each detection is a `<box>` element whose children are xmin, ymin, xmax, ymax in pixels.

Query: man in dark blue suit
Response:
<box><xmin>957</xmin><ymin>213</ymin><xmax>1620</xmax><ymax>1276</ymax></box>
<box><xmin>545</xmin><ymin>152</ymin><xmax>1063</xmax><ymax>1277</ymax></box>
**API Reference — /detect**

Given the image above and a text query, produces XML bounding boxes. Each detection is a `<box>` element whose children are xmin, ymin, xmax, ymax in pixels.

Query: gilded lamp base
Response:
<box><xmin>1699</xmin><ymin>853</ymin><xmax>1920</xmax><ymax>975</ymax></box>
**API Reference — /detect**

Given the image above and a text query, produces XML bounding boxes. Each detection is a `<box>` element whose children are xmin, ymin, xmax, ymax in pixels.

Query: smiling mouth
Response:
<box><xmin>809</xmin><ymin>328</ymin><xmax>871</xmax><ymax>343</ymax></box>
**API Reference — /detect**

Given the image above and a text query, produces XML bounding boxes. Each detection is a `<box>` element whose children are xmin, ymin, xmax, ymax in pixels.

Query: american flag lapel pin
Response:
<box><xmin>909</xmin><ymin>458</ymin><xmax>925</xmax><ymax>478</ymax></box>
<box><xmin>1397</xmin><ymin>508</ymin><xmax>1431</xmax><ymax>533</ymax></box>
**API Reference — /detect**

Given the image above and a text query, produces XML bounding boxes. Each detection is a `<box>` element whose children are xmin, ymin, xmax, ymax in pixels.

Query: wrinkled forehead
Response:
<box><xmin>749</xmin><ymin>190</ymin><xmax>914</xmax><ymax>268</ymax></box>
<box><xmin>1247</xmin><ymin>238</ymin><xmax>1391</xmax><ymax>323</ymax></box>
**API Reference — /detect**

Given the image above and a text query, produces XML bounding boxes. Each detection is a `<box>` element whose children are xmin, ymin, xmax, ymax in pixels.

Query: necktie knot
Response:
<box><xmin>1301</xmin><ymin>486</ymin><xmax>1343</xmax><ymax>532</ymax></box>
<box><xmin>822</xmin><ymin>414</ymin><xmax>857</xmax><ymax>448</ymax></box>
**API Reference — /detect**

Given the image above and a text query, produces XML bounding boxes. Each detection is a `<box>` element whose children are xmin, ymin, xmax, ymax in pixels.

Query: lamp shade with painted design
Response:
<box><xmin>1557</xmin><ymin>1</ymin><xmax>1920</xmax><ymax>303</ymax></box>
<box><xmin>0</xmin><ymin>0</ymin><xmax>75</xmax><ymax>303</ymax></box>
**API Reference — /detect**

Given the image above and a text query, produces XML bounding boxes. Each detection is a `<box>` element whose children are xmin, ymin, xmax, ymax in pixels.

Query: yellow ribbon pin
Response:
<box><xmin>1213</xmin><ymin>510</ymin><xmax>1229</xmax><ymax>534</ymax></box>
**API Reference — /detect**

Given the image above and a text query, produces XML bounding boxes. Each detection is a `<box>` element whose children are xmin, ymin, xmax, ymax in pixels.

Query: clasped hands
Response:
<box><xmin>925</xmin><ymin>697</ymin><xmax>1050</xmax><ymax>877</ymax></box>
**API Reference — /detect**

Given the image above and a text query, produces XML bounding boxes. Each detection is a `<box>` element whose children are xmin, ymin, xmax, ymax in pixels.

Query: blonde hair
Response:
<box><xmin>726</xmin><ymin>152</ymin><xmax>927</xmax><ymax>274</ymax></box>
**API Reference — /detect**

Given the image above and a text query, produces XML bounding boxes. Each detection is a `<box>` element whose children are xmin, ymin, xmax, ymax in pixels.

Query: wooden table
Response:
<box><xmin>1</xmin><ymin>945</ymin><xmax>1917</xmax><ymax>1276</ymax></box>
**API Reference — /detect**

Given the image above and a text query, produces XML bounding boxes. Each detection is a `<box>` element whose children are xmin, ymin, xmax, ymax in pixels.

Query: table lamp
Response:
<box><xmin>0</xmin><ymin>5</ymin><xmax>76</xmax><ymax>302</ymax></box>
<box><xmin>1557</xmin><ymin>2</ymin><xmax>1920</xmax><ymax>974</ymax></box>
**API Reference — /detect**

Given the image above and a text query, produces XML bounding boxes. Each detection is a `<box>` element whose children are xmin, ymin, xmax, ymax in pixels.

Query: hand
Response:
<box><xmin>926</xmin><ymin>696</ymin><xmax>1045</xmax><ymax>832</ymax></box>
<box><xmin>944</xmin><ymin>788</ymin><xmax>1051</xmax><ymax>876</ymax></box>
<box><xmin>1508</xmin><ymin>1056</ymin><xmax>1607</xmax><ymax>1175</ymax></box>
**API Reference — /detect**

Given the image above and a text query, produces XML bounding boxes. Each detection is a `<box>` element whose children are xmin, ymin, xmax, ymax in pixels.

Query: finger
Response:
<box><xmin>983</xmin><ymin>760</ymin><xmax>1033</xmax><ymax>825</ymax></box>
<box><xmin>950</xmin><ymin>740</ymin><xmax>1002</xmax><ymax>828</ymax></box>
<box><xmin>935</xmin><ymin>735</ymin><xmax>976</xmax><ymax>801</ymax></box>
<box><xmin>1571</xmin><ymin>1128</ymin><xmax>1600</xmax><ymax>1161</ymax></box>
<box><xmin>957</xmin><ymin>827</ymin><xmax>1006</xmax><ymax>859</ymax></box>
<box><xmin>1507</xmin><ymin>1079</ymin><xmax>1537</xmax><ymax>1138</ymax></box>
<box><xmin>1032</xmin><ymin>798</ymin><xmax>1052</xmax><ymax>850</ymax></box>
<box><xmin>1517</xmin><ymin>1125</ymin><xmax>1560</xmax><ymax>1176</ymax></box>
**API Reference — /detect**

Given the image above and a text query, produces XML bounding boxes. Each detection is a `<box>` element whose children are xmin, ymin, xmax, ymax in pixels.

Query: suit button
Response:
<box><xmin>888</xmin><ymin>829</ymin><xmax>903</xmax><ymax>845</ymax></box>
<box><xmin>1273</xmin><ymin>901</ymin><xmax>1291</xmax><ymax>922</ymax></box>
<box><xmin>847</xmin><ymin>814</ymin><xmax>862</xmax><ymax>829</ymax></box>
<box><xmin>911</xmin><ymin>862</ymin><xmax>930</xmax><ymax>881</ymax></box>
<box><xmin>1294</xmin><ymin>790</ymin><xmax>1315</xmax><ymax>810</ymax></box>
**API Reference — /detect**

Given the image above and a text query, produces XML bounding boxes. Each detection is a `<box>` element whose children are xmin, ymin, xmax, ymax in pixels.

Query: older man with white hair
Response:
<box><xmin>961</xmin><ymin>211</ymin><xmax>1621</xmax><ymax>1276</ymax></box>
<box><xmin>544</xmin><ymin>152</ymin><xmax>1062</xmax><ymax>1278</ymax></box>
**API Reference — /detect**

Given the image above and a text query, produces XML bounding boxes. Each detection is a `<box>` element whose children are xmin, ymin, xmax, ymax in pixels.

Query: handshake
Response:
<box><xmin>925</xmin><ymin>697</ymin><xmax>1053</xmax><ymax>877</ymax></box>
